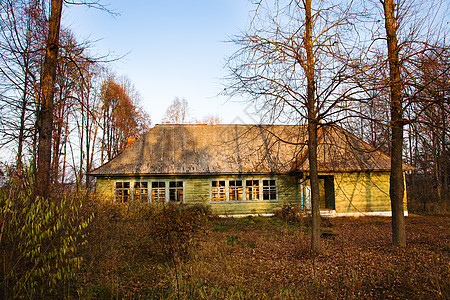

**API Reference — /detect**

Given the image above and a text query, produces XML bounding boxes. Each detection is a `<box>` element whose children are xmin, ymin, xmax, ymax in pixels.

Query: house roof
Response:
<box><xmin>90</xmin><ymin>124</ymin><xmax>413</xmax><ymax>176</ymax></box>
<box><xmin>291</xmin><ymin>125</ymin><xmax>414</xmax><ymax>172</ymax></box>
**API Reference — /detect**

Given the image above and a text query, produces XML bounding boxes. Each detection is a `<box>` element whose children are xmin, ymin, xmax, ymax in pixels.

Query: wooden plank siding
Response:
<box><xmin>90</xmin><ymin>124</ymin><xmax>412</xmax><ymax>216</ymax></box>
<box><xmin>95</xmin><ymin>174</ymin><xmax>301</xmax><ymax>215</ymax></box>
<box><xmin>319</xmin><ymin>171</ymin><xmax>407</xmax><ymax>213</ymax></box>
<box><xmin>94</xmin><ymin>171</ymin><xmax>405</xmax><ymax>215</ymax></box>
<box><xmin>206</xmin><ymin>174</ymin><xmax>300</xmax><ymax>215</ymax></box>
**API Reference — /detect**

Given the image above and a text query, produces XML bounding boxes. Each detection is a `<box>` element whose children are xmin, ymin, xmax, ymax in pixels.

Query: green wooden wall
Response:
<box><xmin>95</xmin><ymin>171</ymin><xmax>406</xmax><ymax>215</ymax></box>
<box><xmin>95</xmin><ymin>174</ymin><xmax>300</xmax><ymax>215</ymax></box>
<box><xmin>320</xmin><ymin>171</ymin><xmax>407</xmax><ymax>213</ymax></box>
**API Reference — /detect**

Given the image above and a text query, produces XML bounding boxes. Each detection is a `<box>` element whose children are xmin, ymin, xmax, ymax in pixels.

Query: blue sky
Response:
<box><xmin>65</xmin><ymin>0</ymin><xmax>260</xmax><ymax>124</ymax></box>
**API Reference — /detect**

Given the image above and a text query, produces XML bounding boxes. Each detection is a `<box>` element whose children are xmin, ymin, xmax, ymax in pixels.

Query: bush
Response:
<box><xmin>184</xmin><ymin>203</ymin><xmax>212</xmax><ymax>217</ymax></box>
<box><xmin>0</xmin><ymin>175</ymin><xmax>92</xmax><ymax>299</ymax></box>
<box><xmin>145</xmin><ymin>203</ymin><xmax>208</xmax><ymax>298</ymax></box>
<box><xmin>274</xmin><ymin>203</ymin><xmax>333</xmax><ymax>229</ymax></box>
<box><xmin>147</xmin><ymin>204</ymin><xmax>207</xmax><ymax>260</ymax></box>
<box><xmin>407</xmin><ymin>184</ymin><xmax>448</xmax><ymax>214</ymax></box>
<box><xmin>274</xmin><ymin>203</ymin><xmax>305</xmax><ymax>224</ymax></box>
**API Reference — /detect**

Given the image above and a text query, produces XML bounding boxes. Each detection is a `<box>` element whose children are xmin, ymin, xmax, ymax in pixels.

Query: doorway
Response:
<box><xmin>320</xmin><ymin>175</ymin><xmax>335</xmax><ymax>210</ymax></box>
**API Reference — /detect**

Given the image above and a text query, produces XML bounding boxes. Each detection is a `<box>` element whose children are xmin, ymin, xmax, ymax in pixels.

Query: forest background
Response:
<box><xmin>0</xmin><ymin>0</ymin><xmax>447</xmax><ymax>209</ymax></box>
<box><xmin>0</xmin><ymin>0</ymin><xmax>448</xmax><ymax>297</ymax></box>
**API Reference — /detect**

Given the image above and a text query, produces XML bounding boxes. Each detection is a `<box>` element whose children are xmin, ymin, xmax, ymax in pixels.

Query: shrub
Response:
<box><xmin>147</xmin><ymin>204</ymin><xmax>207</xmax><ymax>260</ymax></box>
<box><xmin>146</xmin><ymin>203</ymin><xmax>208</xmax><ymax>298</ymax></box>
<box><xmin>0</xmin><ymin>174</ymin><xmax>92</xmax><ymax>299</ymax></box>
<box><xmin>407</xmin><ymin>184</ymin><xmax>448</xmax><ymax>214</ymax></box>
<box><xmin>274</xmin><ymin>203</ymin><xmax>305</xmax><ymax>224</ymax></box>
<box><xmin>274</xmin><ymin>203</ymin><xmax>333</xmax><ymax>229</ymax></box>
<box><xmin>184</xmin><ymin>203</ymin><xmax>212</xmax><ymax>217</ymax></box>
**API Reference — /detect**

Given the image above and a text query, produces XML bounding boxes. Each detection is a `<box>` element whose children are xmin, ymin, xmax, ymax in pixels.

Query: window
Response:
<box><xmin>134</xmin><ymin>182</ymin><xmax>149</xmax><ymax>202</ymax></box>
<box><xmin>115</xmin><ymin>181</ymin><xmax>130</xmax><ymax>202</ymax></box>
<box><xmin>210</xmin><ymin>179</ymin><xmax>277</xmax><ymax>202</ymax></box>
<box><xmin>211</xmin><ymin>180</ymin><xmax>227</xmax><ymax>201</ymax></box>
<box><xmin>246</xmin><ymin>180</ymin><xmax>260</xmax><ymax>200</ymax></box>
<box><xmin>169</xmin><ymin>181</ymin><xmax>184</xmax><ymax>203</ymax></box>
<box><xmin>229</xmin><ymin>180</ymin><xmax>243</xmax><ymax>201</ymax></box>
<box><xmin>115</xmin><ymin>180</ymin><xmax>185</xmax><ymax>204</ymax></box>
<box><xmin>263</xmin><ymin>180</ymin><xmax>277</xmax><ymax>200</ymax></box>
<box><xmin>152</xmin><ymin>181</ymin><xmax>166</xmax><ymax>203</ymax></box>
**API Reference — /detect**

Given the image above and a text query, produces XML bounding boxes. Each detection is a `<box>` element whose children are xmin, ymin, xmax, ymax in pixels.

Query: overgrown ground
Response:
<box><xmin>70</xmin><ymin>202</ymin><xmax>449</xmax><ymax>299</ymax></box>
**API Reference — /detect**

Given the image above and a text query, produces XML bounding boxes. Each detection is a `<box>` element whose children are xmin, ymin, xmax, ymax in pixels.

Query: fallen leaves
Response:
<box><xmin>74</xmin><ymin>212</ymin><xmax>449</xmax><ymax>299</ymax></box>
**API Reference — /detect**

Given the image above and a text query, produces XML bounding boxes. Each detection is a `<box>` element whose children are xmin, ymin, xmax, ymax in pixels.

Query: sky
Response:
<box><xmin>64</xmin><ymin>0</ymin><xmax>261</xmax><ymax>125</ymax></box>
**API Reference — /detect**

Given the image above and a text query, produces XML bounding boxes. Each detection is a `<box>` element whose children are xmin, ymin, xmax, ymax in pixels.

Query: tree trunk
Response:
<box><xmin>308</xmin><ymin>120</ymin><xmax>321</xmax><ymax>252</ymax></box>
<box><xmin>443</xmin><ymin>120</ymin><xmax>449</xmax><ymax>201</ymax></box>
<box><xmin>35</xmin><ymin>0</ymin><xmax>63</xmax><ymax>198</ymax></box>
<box><xmin>51</xmin><ymin>94</ymin><xmax>64</xmax><ymax>186</ymax></box>
<box><xmin>383</xmin><ymin>0</ymin><xmax>406</xmax><ymax>247</ymax></box>
<box><xmin>78</xmin><ymin>97</ymin><xmax>85</xmax><ymax>191</ymax></box>
<box><xmin>433</xmin><ymin>130</ymin><xmax>442</xmax><ymax>200</ymax></box>
<box><xmin>17</xmin><ymin>75</ymin><xmax>29</xmax><ymax>179</ymax></box>
<box><xmin>305</xmin><ymin>0</ymin><xmax>321</xmax><ymax>253</ymax></box>
<box><xmin>61</xmin><ymin>113</ymin><xmax>69</xmax><ymax>185</ymax></box>
<box><xmin>85</xmin><ymin>87</ymin><xmax>92</xmax><ymax>191</ymax></box>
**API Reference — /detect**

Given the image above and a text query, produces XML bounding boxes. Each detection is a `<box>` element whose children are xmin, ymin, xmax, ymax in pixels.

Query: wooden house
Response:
<box><xmin>90</xmin><ymin>124</ymin><xmax>411</xmax><ymax>216</ymax></box>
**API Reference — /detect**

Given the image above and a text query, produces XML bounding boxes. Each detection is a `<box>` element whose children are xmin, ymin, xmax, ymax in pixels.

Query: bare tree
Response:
<box><xmin>77</xmin><ymin>64</ymin><xmax>101</xmax><ymax>191</ymax></box>
<box><xmin>0</xmin><ymin>0</ymin><xmax>98</xmax><ymax>188</ymax></box>
<box><xmin>405</xmin><ymin>49</ymin><xmax>450</xmax><ymax>208</ymax></box>
<box><xmin>337</xmin><ymin>0</ymin><xmax>448</xmax><ymax>245</ymax></box>
<box><xmin>0</xmin><ymin>0</ymin><xmax>148</xmax><ymax>193</ymax></box>
<box><xmin>224</xmin><ymin>0</ymin><xmax>359</xmax><ymax>252</ymax></box>
<box><xmin>0</xmin><ymin>0</ymin><xmax>46</xmax><ymax>176</ymax></box>
<box><xmin>375</xmin><ymin>0</ymin><xmax>448</xmax><ymax>246</ymax></box>
<box><xmin>161</xmin><ymin>97</ymin><xmax>190</xmax><ymax>124</ymax></box>
<box><xmin>194</xmin><ymin>114</ymin><xmax>222</xmax><ymax>125</ymax></box>
<box><xmin>381</xmin><ymin>0</ymin><xmax>407</xmax><ymax>246</ymax></box>
<box><xmin>51</xmin><ymin>29</ymin><xmax>96</xmax><ymax>187</ymax></box>
<box><xmin>416</xmin><ymin>51</ymin><xmax>450</xmax><ymax>201</ymax></box>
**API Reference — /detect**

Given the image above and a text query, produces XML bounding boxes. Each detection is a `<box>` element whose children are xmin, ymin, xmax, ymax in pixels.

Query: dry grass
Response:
<box><xmin>69</xmin><ymin>200</ymin><xmax>449</xmax><ymax>299</ymax></box>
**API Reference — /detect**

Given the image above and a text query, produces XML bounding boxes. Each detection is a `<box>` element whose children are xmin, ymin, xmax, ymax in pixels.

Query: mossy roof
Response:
<box><xmin>90</xmin><ymin>124</ymin><xmax>413</xmax><ymax>176</ymax></box>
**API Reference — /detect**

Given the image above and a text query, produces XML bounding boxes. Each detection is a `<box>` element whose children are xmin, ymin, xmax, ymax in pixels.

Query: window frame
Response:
<box><xmin>114</xmin><ymin>179</ymin><xmax>185</xmax><ymax>204</ymax></box>
<box><xmin>229</xmin><ymin>180</ymin><xmax>244</xmax><ymax>201</ymax></box>
<box><xmin>169</xmin><ymin>181</ymin><xmax>184</xmax><ymax>203</ymax></box>
<box><xmin>151</xmin><ymin>181</ymin><xmax>166</xmax><ymax>203</ymax></box>
<box><xmin>211</xmin><ymin>180</ymin><xmax>227</xmax><ymax>201</ymax></box>
<box><xmin>115</xmin><ymin>181</ymin><xmax>131</xmax><ymax>203</ymax></box>
<box><xmin>262</xmin><ymin>179</ymin><xmax>277</xmax><ymax>201</ymax></box>
<box><xmin>209</xmin><ymin>178</ymin><xmax>278</xmax><ymax>203</ymax></box>
<box><xmin>245</xmin><ymin>179</ymin><xmax>260</xmax><ymax>201</ymax></box>
<box><xmin>133</xmin><ymin>181</ymin><xmax>149</xmax><ymax>203</ymax></box>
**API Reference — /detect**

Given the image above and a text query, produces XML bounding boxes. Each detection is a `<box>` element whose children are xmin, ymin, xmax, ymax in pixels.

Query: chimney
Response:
<box><xmin>127</xmin><ymin>137</ymin><xmax>137</xmax><ymax>147</ymax></box>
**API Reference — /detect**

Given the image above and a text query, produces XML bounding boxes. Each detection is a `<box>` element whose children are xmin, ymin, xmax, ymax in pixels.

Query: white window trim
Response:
<box><xmin>245</xmin><ymin>179</ymin><xmax>260</xmax><ymax>201</ymax></box>
<box><xmin>151</xmin><ymin>181</ymin><xmax>167</xmax><ymax>203</ymax></box>
<box><xmin>262</xmin><ymin>179</ymin><xmax>277</xmax><ymax>201</ymax></box>
<box><xmin>209</xmin><ymin>178</ymin><xmax>278</xmax><ymax>203</ymax></box>
<box><xmin>167</xmin><ymin>181</ymin><xmax>185</xmax><ymax>203</ymax></box>
<box><xmin>113</xmin><ymin>179</ymin><xmax>185</xmax><ymax>204</ymax></box>
<box><xmin>133</xmin><ymin>181</ymin><xmax>150</xmax><ymax>202</ymax></box>
<box><xmin>229</xmin><ymin>179</ymin><xmax>244</xmax><ymax>201</ymax></box>
<box><xmin>149</xmin><ymin>180</ymin><xmax>185</xmax><ymax>204</ymax></box>
<box><xmin>114</xmin><ymin>181</ymin><xmax>131</xmax><ymax>203</ymax></box>
<box><xmin>211</xmin><ymin>180</ymin><xmax>228</xmax><ymax>201</ymax></box>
